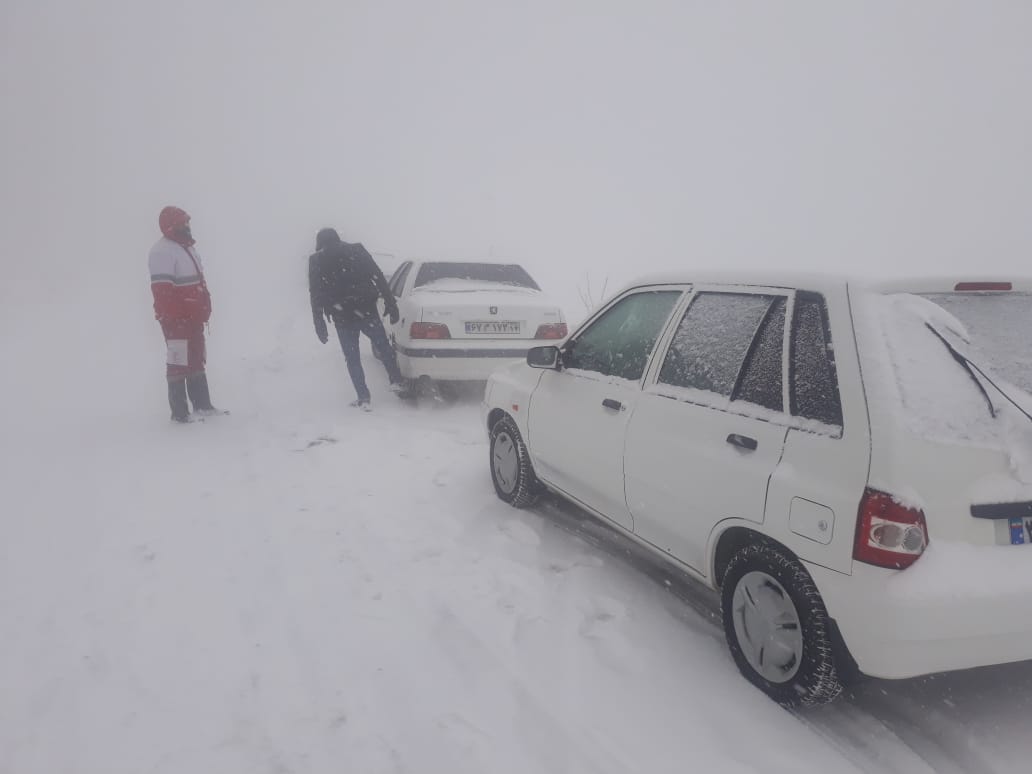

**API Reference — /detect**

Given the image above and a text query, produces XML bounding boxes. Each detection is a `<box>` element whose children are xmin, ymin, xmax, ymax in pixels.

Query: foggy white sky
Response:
<box><xmin>3</xmin><ymin>0</ymin><xmax>1032</xmax><ymax>314</ymax></box>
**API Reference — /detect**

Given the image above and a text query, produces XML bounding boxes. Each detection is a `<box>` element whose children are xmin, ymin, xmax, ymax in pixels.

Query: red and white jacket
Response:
<box><xmin>148</xmin><ymin>237</ymin><xmax>212</xmax><ymax>323</ymax></box>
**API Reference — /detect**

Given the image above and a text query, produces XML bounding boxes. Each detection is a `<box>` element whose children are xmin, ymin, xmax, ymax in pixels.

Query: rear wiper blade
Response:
<box><xmin>925</xmin><ymin>323</ymin><xmax>996</xmax><ymax>417</ymax></box>
<box><xmin>925</xmin><ymin>323</ymin><xmax>1032</xmax><ymax>425</ymax></box>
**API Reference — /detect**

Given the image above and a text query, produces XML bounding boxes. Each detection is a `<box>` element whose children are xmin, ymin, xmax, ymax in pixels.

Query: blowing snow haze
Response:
<box><xmin>4</xmin><ymin>0</ymin><xmax>1032</xmax><ymax>315</ymax></box>
<box><xmin>4</xmin><ymin>3</ymin><xmax>1032</xmax><ymax>773</ymax></box>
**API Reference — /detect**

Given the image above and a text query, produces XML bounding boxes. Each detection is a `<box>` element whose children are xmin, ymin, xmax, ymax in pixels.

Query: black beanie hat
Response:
<box><xmin>316</xmin><ymin>227</ymin><xmax>341</xmax><ymax>250</ymax></box>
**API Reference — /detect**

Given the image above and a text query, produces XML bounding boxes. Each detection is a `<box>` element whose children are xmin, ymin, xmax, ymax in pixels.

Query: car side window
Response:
<box><xmin>790</xmin><ymin>292</ymin><xmax>843</xmax><ymax>427</ymax></box>
<box><xmin>389</xmin><ymin>262</ymin><xmax>412</xmax><ymax>297</ymax></box>
<box><xmin>564</xmin><ymin>291</ymin><xmax>681</xmax><ymax>380</ymax></box>
<box><xmin>733</xmin><ymin>296</ymin><xmax>786</xmax><ymax>412</ymax></box>
<box><xmin>658</xmin><ymin>292</ymin><xmax>775</xmax><ymax>397</ymax></box>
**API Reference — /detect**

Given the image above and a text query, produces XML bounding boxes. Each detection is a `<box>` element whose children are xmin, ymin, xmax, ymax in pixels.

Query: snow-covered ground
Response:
<box><xmin>2</xmin><ymin>274</ymin><xmax>1031</xmax><ymax>774</ymax></box>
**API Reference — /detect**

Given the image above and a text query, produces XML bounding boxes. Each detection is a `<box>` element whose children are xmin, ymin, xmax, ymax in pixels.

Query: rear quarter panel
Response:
<box><xmin>850</xmin><ymin>287</ymin><xmax>1026</xmax><ymax>547</ymax></box>
<box><xmin>722</xmin><ymin>282</ymin><xmax>872</xmax><ymax>578</ymax></box>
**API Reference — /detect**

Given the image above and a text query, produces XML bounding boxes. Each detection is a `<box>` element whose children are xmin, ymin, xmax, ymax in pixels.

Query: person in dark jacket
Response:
<box><xmin>309</xmin><ymin>228</ymin><xmax>404</xmax><ymax>409</ymax></box>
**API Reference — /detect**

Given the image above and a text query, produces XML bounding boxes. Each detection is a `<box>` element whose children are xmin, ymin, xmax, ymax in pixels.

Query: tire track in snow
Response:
<box><xmin>533</xmin><ymin>494</ymin><xmax>1024</xmax><ymax>774</ymax></box>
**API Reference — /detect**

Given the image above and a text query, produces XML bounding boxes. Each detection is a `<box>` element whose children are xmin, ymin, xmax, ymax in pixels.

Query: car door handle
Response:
<box><xmin>726</xmin><ymin>433</ymin><xmax>758</xmax><ymax>451</ymax></box>
<box><xmin>602</xmin><ymin>398</ymin><xmax>624</xmax><ymax>411</ymax></box>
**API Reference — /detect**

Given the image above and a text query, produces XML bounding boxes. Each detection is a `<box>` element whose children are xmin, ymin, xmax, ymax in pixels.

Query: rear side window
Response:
<box><xmin>565</xmin><ymin>290</ymin><xmax>681</xmax><ymax>380</ymax></box>
<box><xmin>389</xmin><ymin>262</ymin><xmax>412</xmax><ymax>297</ymax></box>
<box><xmin>790</xmin><ymin>293</ymin><xmax>842</xmax><ymax>427</ymax></box>
<box><xmin>414</xmin><ymin>262</ymin><xmax>539</xmax><ymax>290</ymax></box>
<box><xmin>659</xmin><ymin>293</ymin><xmax>774</xmax><ymax>397</ymax></box>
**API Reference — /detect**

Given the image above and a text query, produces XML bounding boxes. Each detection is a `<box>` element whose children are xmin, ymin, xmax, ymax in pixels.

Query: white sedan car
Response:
<box><xmin>385</xmin><ymin>260</ymin><xmax>567</xmax><ymax>385</ymax></box>
<box><xmin>484</xmin><ymin>272</ymin><xmax>1032</xmax><ymax>706</ymax></box>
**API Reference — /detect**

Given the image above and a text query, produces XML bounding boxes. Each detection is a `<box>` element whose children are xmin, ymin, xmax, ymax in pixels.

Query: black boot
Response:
<box><xmin>168</xmin><ymin>379</ymin><xmax>190</xmax><ymax>422</ymax></box>
<box><xmin>186</xmin><ymin>372</ymin><xmax>215</xmax><ymax>411</ymax></box>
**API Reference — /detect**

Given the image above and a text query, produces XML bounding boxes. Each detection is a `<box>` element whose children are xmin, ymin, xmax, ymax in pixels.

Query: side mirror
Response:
<box><xmin>526</xmin><ymin>345</ymin><xmax>560</xmax><ymax>369</ymax></box>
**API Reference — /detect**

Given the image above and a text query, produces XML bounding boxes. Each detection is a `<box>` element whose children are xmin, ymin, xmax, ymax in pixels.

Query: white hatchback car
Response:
<box><xmin>386</xmin><ymin>260</ymin><xmax>567</xmax><ymax>385</ymax></box>
<box><xmin>483</xmin><ymin>273</ymin><xmax>1032</xmax><ymax>706</ymax></box>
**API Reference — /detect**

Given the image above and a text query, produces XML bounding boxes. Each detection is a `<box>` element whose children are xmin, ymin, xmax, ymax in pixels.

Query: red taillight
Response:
<box><xmin>853</xmin><ymin>488</ymin><xmax>929</xmax><ymax>570</ymax></box>
<box><xmin>410</xmin><ymin>322</ymin><xmax>451</xmax><ymax>339</ymax></box>
<box><xmin>954</xmin><ymin>281</ymin><xmax>1012</xmax><ymax>292</ymax></box>
<box><xmin>534</xmin><ymin>323</ymin><xmax>568</xmax><ymax>339</ymax></box>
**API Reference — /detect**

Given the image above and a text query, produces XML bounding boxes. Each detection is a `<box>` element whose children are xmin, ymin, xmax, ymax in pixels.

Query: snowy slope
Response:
<box><xmin>2</xmin><ymin>272</ymin><xmax>1031</xmax><ymax>774</ymax></box>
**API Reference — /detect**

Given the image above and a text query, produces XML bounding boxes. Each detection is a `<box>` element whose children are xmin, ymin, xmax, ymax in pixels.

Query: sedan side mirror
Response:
<box><xmin>527</xmin><ymin>345</ymin><xmax>560</xmax><ymax>369</ymax></box>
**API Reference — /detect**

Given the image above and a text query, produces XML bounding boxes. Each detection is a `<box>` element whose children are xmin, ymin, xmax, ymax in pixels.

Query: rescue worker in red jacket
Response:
<box><xmin>148</xmin><ymin>206</ymin><xmax>219</xmax><ymax>422</ymax></box>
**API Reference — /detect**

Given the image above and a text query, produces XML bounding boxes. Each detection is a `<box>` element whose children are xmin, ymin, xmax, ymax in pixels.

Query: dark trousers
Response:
<box><xmin>160</xmin><ymin>318</ymin><xmax>211</xmax><ymax>420</ymax></box>
<box><xmin>334</xmin><ymin>313</ymin><xmax>403</xmax><ymax>402</ymax></box>
<box><xmin>168</xmin><ymin>373</ymin><xmax>214</xmax><ymax>420</ymax></box>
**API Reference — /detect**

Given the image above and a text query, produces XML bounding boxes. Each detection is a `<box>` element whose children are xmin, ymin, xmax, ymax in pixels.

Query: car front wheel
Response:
<box><xmin>489</xmin><ymin>417</ymin><xmax>540</xmax><ymax>508</ymax></box>
<box><xmin>721</xmin><ymin>543</ymin><xmax>844</xmax><ymax>707</ymax></box>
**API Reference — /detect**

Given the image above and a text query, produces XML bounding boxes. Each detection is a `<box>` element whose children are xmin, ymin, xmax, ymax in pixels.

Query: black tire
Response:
<box><xmin>489</xmin><ymin>417</ymin><xmax>541</xmax><ymax>508</ymax></box>
<box><xmin>393</xmin><ymin>378</ymin><xmax>418</xmax><ymax>400</ymax></box>
<box><xmin>721</xmin><ymin>543</ymin><xmax>843</xmax><ymax>707</ymax></box>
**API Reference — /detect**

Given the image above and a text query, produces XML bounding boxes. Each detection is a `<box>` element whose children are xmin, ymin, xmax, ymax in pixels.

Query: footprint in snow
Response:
<box><xmin>547</xmin><ymin>555</ymin><xmax>605</xmax><ymax>575</ymax></box>
<box><xmin>579</xmin><ymin>596</ymin><xmax>627</xmax><ymax>640</ymax></box>
<box><xmin>327</xmin><ymin>712</ymin><xmax>348</xmax><ymax>732</ymax></box>
<box><xmin>302</xmin><ymin>435</ymin><xmax>339</xmax><ymax>450</ymax></box>
<box><xmin>135</xmin><ymin>544</ymin><xmax>157</xmax><ymax>564</ymax></box>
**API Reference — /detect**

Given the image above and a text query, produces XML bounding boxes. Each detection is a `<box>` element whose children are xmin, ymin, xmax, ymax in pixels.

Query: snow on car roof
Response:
<box><xmin>618</xmin><ymin>271</ymin><xmax>1032</xmax><ymax>296</ymax></box>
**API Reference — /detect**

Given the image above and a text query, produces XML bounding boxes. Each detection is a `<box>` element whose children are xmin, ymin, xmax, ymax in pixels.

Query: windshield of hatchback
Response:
<box><xmin>414</xmin><ymin>262</ymin><xmax>540</xmax><ymax>290</ymax></box>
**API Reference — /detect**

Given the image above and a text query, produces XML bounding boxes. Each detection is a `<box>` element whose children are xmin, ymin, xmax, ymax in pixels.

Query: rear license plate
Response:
<box><xmin>465</xmin><ymin>320</ymin><xmax>520</xmax><ymax>334</ymax></box>
<box><xmin>1009</xmin><ymin>516</ymin><xmax>1032</xmax><ymax>544</ymax></box>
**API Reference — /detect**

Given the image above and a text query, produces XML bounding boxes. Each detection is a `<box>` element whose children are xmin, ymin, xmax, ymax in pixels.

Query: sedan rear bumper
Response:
<box><xmin>396</xmin><ymin>345</ymin><xmax>528</xmax><ymax>381</ymax></box>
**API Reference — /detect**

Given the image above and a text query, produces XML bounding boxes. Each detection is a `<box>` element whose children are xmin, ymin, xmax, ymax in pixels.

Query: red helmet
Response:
<box><xmin>159</xmin><ymin>206</ymin><xmax>190</xmax><ymax>237</ymax></box>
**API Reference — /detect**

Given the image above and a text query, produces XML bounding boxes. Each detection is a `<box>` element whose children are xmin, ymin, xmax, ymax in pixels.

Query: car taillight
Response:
<box><xmin>534</xmin><ymin>323</ymin><xmax>568</xmax><ymax>339</ymax></box>
<box><xmin>954</xmin><ymin>281</ymin><xmax>1012</xmax><ymax>291</ymax></box>
<box><xmin>853</xmin><ymin>488</ymin><xmax>929</xmax><ymax>570</ymax></box>
<box><xmin>410</xmin><ymin>322</ymin><xmax>451</xmax><ymax>339</ymax></box>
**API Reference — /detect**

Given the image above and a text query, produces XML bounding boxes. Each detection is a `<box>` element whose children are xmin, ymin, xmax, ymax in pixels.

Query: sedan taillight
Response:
<box><xmin>410</xmin><ymin>322</ymin><xmax>451</xmax><ymax>339</ymax></box>
<box><xmin>853</xmin><ymin>488</ymin><xmax>928</xmax><ymax>569</ymax></box>
<box><xmin>534</xmin><ymin>323</ymin><xmax>568</xmax><ymax>340</ymax></box>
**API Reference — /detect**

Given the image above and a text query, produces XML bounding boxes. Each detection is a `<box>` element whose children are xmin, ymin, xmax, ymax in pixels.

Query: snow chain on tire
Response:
<box><xmin>721</xmin><ymin>542</ymin><xmax>844</xmax><ymax>707</ymax></box>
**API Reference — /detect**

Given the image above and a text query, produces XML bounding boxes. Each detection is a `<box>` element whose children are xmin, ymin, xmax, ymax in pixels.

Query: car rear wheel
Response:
<box><xmin>489</xmin><ymin>417</ymin><xmax>540</xmax><ymax>508</ymax></box>
<box><xmin>721</xmin><ymin>543</ymin><xmax>843</xmax><ymax>707</ymax></box>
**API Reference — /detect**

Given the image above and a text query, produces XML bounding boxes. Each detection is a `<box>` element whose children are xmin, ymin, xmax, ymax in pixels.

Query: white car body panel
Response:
<box><xmin>484</xmin><ymin>272</ymin><xmax>1032</xmax><ymax>682</ymax></box>
<box><xmin>628</xmin><ymin>392</ymin><xmax>790</xmax><ymax>573</ymax></box>
<box><xmin>528</xmin><ymin>369</ymin><xmax>639</xmax><ymax>531</ymax></box>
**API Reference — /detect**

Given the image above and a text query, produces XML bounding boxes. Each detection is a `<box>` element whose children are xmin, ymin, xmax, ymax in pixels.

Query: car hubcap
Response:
<box><xmin>492</xmin><ymin>432</ymin><xmax>519</xmax><ymax>495</ymax></box>
<box><xmin>731</xmin><ymin>571</ymin><xmax>804</xmax><ymax>683</ymax></box>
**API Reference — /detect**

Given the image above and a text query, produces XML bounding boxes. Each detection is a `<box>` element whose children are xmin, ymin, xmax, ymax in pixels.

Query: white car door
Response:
<box><xmin>387</xmin><ymin>261</ymin><xmax>414</xmax><ymax>345</ymax></box>
<box><xmin>526</xmin><ymin>288</ymin><xmax>684</xmax><ymax>531</ymax></box>
<box><xmin>625</xmin><ymin>289</ymin><xmax>791</xmax><ymax>575</ymax></box>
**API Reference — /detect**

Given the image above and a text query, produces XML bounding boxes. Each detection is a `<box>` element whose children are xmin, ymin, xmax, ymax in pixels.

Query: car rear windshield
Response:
<box><xmin>413</xmin><ymin>262</ymin><xmax>540</xmax><ymax>290</ymax></box>
<box><xmin>874</xmin><ymin>290</ymin><xmax>1032</xmax><ymax>444</ymax></box>
<box><xmin>920</xmin><ymin>292</ymin><xmax>1032</xmax><ymax>394</ymax></box>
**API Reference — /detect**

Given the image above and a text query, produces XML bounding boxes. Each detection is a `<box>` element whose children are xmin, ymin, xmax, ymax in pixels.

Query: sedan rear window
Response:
<box><xmin>414</xmin><ymin>262</ymin><xmax>540</xmax><ymax>290</ymax></box>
